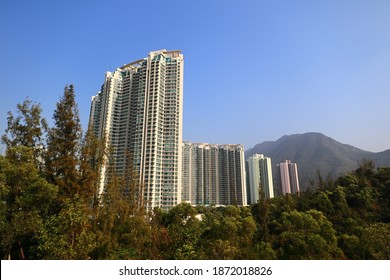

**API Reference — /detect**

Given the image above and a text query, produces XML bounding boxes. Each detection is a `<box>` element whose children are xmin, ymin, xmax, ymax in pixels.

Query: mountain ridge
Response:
<box><xmin>245</xmin><ymin>132</ymin><xmax>390</xmax><ymax>190</ymax></box>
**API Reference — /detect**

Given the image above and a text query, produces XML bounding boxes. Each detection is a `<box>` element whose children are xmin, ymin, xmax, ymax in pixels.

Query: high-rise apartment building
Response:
<box><xmin>89</xmin><ymin>50</ymin><xmax>183</xmax><ymax>211</ymax></box>
<box><xmin>182</xmin><ymin>142</ymin><xmax>246</xmax><ymax>206</ymax></box>
<box><xmin>246</xmin><ymin>154</ymin><xmax>274</xmax><ymax>204</ymax></box>
<box><xmin>276</xmin><ymin>160</ymin><xmax>300</xmax><ymax>195</ymax></box>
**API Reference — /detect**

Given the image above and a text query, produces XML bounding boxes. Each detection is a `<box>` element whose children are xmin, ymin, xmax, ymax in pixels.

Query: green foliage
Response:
<box><xmin>375</xmin><ymin>167</ymin><xmax>390</xmax><ymax>222</ymax></box>
<box><xmin>199</xmin><ymin>206</ymin><xmax>257</xmax><ymax>259</ymax></box>
<box><xmin>164</xmin><ymin>203</ymin><xmax>203</xmax><ymax>260</ymax></box>
<box><xmin>251</xmin><ymin>185</ymin><xmax>270</xmax><ymax>243</ymax></box>
<box><xmin>2</xmin><ymin>98</ymin><xmax>47</xmax><ymax>170</ymax></box>
<box><xmin>37</xmin><ymin>196</ymin><xmax>96</xmax><ymax>259</ymax></box>
<box><xmin>0</xmin><ymin>147</ymin><xmax>57</xmax><ymax>259</ymax></box>
<box><xmin>361</xmin><ymin>223</ymin><xmax>390</xmax><ymax>259</ymax></box>
<box><xmin>338</xmin><ymin>234</ymin><xmax>365</xmax><ymax>259</ymax></box>
<box><xmin>277</xmin><ymin>210</ymin><xmax>343</xmax><ymax>259</ymax></box>
<box><xmin>78</xmin><ymin>127</ymin><xmax>105</xmax><ymax>202</ymax></box>
<box><xmin>45</xmin><ymin>84</ymin><xmax>82</xmax><ymax>199</ymax></box>
<box><xmin>2</xmin><ymin>99</ymin><xmax>47</xmax><ymax>150</ymax></box>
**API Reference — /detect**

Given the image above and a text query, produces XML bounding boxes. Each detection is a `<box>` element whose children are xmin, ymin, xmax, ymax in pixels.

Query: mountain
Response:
<box><xmin>245</xmin><ymin>132</ymin><xmax>390</xmax><ymax>190</ymax></box>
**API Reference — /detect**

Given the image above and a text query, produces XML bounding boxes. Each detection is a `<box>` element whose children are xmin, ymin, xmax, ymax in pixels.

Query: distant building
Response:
<box><xmin>276</xmin><ymin>160</ymin><xmax>300</xmax><ymax>195</ymax></box>
<box><xmin>182</xmin><ymin>142</ymin><xmax>246</xmax><ymax>206</ymax></box>
<box><xmin>89</xmin><ymin>50</ymin><xmax>184</xmax><ymax>211</ymax></box>
<box><xmin>246</xmin><ymin>154</ymin><xmax>274</xmax><ymax>204</ymax></box>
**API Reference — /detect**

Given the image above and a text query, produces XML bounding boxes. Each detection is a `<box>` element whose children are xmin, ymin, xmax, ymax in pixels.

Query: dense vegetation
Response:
<box><xmin>1</xmin><ymin>86</ymin><xmax>389</xmax><ymax>259</ymax></box>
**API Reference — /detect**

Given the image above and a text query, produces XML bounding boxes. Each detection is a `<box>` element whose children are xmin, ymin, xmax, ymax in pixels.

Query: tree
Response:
<box><xmin>200</xmin><ymin>206</ymin><xmax>256</xmax><ymax>259</ymax></box>
<box><xmin>361</xmin><ymin>223</ymin><xmax>390</xmax><ymax>259</ymax></box>
<box><xmin>0</xmin><ymin>147</ymin><xmax>57</xmax><ymax>259</ymax></box>
<box><xmin>34</xmin><ymin>85</ymin><xmax>98</xmax><ymax>259</ymax></box>
<box><xmin>253</xmin><ymin>241</ymin><xmax>277</xmax><ymax>260</ymax></box>
<box><xmin>90</xmin><ymin>162</ymin><xmax>124</xmax><ymax>259</ymax></box>
<box><xmin>78</xmin><ymin>127</ymin><xmax>105</xmax><ymax>203</ymax></box>
<box><xmin>37</xmin><ymin>195</ymin><xmax>96</xmax><ymax>259</ymax></box>
<box><xmin>278</xmin><ymin>210</ymin><xmax>344</xmax><ymax>259</ymax></box>
<box><xmin>337</xmin><ymin>165</ymin><xmax>376</xmax><ymax>222</ymax></box>
<box><xmin>374</xmin><ymin>167</ymin><xmax>390</xmax><ymax>222</ymax></box>
<box><xmin>165</xmin><ymin>203</ymin><xmax>203</xmax><ymax>259</ymax></box>
<box><xmin>252</xmin><ymin>183</ymin><xmax>270</xmax><ymax>243</ymax></box>
<box><xmin>148</xmin><ymin>207</ymin><xmax>171</xmax><ymax>259</ymax></box>
<box><xmin>338</xmin><ymin>234</ymin><xmax>365</xmax><ymax>259</ymax></box>
<box><xmin>45</xmin><ymin>85</ymin><xmax>82</xmax><ymax>199</ymax></box>
<box><xmin>2</xmin><ymin>98</ymin><xmax>48</xmax><ymax>169</ymax></box>
<box><xmin>90</xmin><ymin>151</ymin><xmax>150</xmax><ymax>260</ymax></box>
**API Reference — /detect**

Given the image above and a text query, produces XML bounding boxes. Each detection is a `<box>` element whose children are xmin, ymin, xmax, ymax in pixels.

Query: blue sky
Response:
<box><xmin>1</xmin><ymin>0</ymin><xmax>389</xmax><ymax>152</ymax></box>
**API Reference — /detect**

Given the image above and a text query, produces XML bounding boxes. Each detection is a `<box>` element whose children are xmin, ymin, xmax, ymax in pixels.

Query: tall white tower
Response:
<box><xmin>247</xmin><ymin>154</ymin><xmax>274</xmax><ymax>204</ymax></box>
<box><xmin>276</xmin><ymin>160</ymin><xmax>300</xmax><ymax>195</ymax></box>
<box><xmin>89</xmin><ymin>50</ymin><xmax>184</xmax><ymax>211</ymax></box>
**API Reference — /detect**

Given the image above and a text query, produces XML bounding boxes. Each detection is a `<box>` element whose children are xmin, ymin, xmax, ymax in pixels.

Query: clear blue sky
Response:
<box><xmin>1</xmin><ymin>0</ymin><xmax>389</xmax><ymax>152</ymax></box>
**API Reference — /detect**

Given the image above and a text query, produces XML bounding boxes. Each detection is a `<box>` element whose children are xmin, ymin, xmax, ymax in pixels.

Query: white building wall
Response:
<box><xmin>277</xmin><ymin>160</ymin><xmax>300</xmax><ymax>195</ymax></box>
<box><xmin>89</xmin><ymin>50</ymin><xmax>183</xmax><ymax>211</ymax></box>
<box><xmin>182</xmin><ymin>142</ymin><xmax>246</xmax><ymax>206</ymax></box>
<box><xmin>247</xmin><ymin>154</ymin><xmax>274</xmax><ymax>204</ymax></box>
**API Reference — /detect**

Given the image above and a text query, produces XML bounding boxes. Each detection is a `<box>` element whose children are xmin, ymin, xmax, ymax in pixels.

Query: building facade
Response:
<box><xmin>182</xmin><ymin>142</ymin><xmax>247</xmax><ymax>206</ymax></box>
<box><xmin>246</xmin><ymin>154</ymin><xmax>274</xmax><ymax>204</ymax></box>
<box><xmin>89</xmin><ymin>50</ymin><xmax>183</xmax><ymax>211</ymax></box>
<box><xmin>276</xmin><ymin>160</ymin><xmax>300</xmax><ymax>195</ymax></box>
